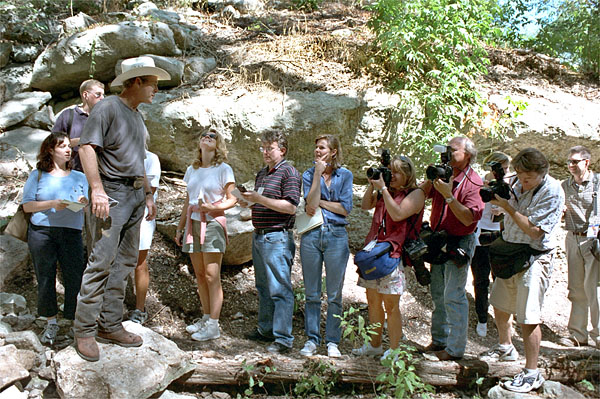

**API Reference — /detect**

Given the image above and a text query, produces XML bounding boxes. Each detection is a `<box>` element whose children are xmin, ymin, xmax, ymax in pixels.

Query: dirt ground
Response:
<box><xmin>5</xmin><ymin>175</ymin><xmax>599</xmax><ymax>398</ymax></box>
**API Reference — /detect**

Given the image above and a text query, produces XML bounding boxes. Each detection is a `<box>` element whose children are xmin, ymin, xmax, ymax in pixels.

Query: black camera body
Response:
<box><xmin>404</xmin><ymin>238</ymin><xmax>431</xmax><ymax>286</ymax></box>
<box><xmin>426</xmin><ymin>145</ymin><xmax>453</xmax><ymax>182</ymax></box>
<box><xmin>367</xmin><ymin>149</ymin><xmax>392</xmax><ymax>188</ymax></box>
<box><xmin>480</xmin><ymin>161</ymin><xmax>511</xmax><ymax>203</ymax></box>
<box><xmin>419</xmin><ymin>222</ymin><xmax>470</xmax><ymax>267</ymax></box>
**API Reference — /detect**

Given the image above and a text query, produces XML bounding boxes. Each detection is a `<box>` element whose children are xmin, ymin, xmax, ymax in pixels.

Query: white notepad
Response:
<box><xmin>61</xmin><ymin>200</ymin><xmax>86</xmax><ymax>212</ymax></box>
<box><xmin>296</xmin><ymin>207</ymin><xmax>324</xmax><ymax>234</ymax></box>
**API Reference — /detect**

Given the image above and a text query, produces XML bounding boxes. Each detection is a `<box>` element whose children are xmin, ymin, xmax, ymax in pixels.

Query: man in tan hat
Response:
<box><xmin>73</xmin><ymin>56</ymin><xmax>170</xmax><ymax>362</ymax></box>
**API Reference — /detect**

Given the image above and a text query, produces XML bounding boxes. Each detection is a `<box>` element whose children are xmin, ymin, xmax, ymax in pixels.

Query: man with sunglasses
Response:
<box><xmin>239</xmin><ymin>130</ymin><xmax>301</xmax><ymax>354</ymax></box>
<box><xmin>560</xmin><ymin>145</ymin><xmax>599</xmax><ymax>348</ymax></box>
<box><xmin>52</xmin><ymin>79</ymin><xmax>105</xmax><ymax>172</ymax></box>
<box><xmin>73</xmin><ymin>57</ymin><xmax>170</xmax><ymax>362</ymax></box>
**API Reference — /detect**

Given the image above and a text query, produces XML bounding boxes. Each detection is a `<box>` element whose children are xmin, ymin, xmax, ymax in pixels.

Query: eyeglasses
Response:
<box><xmin>567</xmin><ymin>159</ymin><xmax>586</xmax><ymax>166</ymax></box>
<box><xmin>259</xmin><ymin>146</ymin><xmax>279</xmax><ymax>153</ymax></box>
<box><xmin>201</xmin><ymin>133</ymin><xmax>217</xmax><ymax>140</ymax></box>
<box><xmin>87</xmin><ymin>91</ymin><xmax>104</xmax><ymax>99</ymax></box>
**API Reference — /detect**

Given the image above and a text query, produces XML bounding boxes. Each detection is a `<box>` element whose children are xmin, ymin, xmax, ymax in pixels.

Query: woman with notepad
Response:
<box><xmin>174</xmin><ymin>129</ymin><xmax>237</xmax><ymax>342</ymax></box>
<box><xmin>21</xmin><ymin>132</ymin><xmax>89</xmax><ymax>345</ymax></box>
<box><xmin>299</xmin><ymin>135</ymin><xmax>353</xmax><ymax>358</ymax></box>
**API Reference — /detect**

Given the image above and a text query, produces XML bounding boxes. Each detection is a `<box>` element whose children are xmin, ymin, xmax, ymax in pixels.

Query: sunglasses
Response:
<box><xmin>201</xmin><ymin>133</ymin><xmax>217</xmax><ymax>140</ymax></box>
<box><xmin>87</xmin><ymin>91</ymin><xmax>104</xmax><ymax>99</ymax></box>
<box><xmin>566</xmin><ymin>159</ymin><xmax>586</xmax><ymax>166</ymax></box>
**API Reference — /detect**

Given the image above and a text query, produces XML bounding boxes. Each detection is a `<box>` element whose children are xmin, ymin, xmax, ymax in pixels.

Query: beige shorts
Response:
<box><xmin>183</xmin><ymin>220</ymin><xmax>226</xmax><ymax>254</ymax></box>
<box><xmin>489</xmin><ymin>250</ymin><xmax>555</xmax><ymax>324</ymax></box>
<box><xmin>358</xmin><ymin>263</ymin><xmax>406</xmax><ymax>296</ymax></box>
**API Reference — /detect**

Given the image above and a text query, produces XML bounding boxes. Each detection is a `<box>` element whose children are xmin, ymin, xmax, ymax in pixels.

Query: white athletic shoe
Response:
<box><xmin>351</xmin><ymin>342</ymin><xmax>383</xmax><ymax>356</ymax></box>
<box><xmin>327</xmin><ymin>342</ymin><xmax>342</xmax><ymax>358</ymax></box>
<box><xmin>476</xmin><ymin>322</ymin><xmax>487</xmax><ymax>337</ymax></box>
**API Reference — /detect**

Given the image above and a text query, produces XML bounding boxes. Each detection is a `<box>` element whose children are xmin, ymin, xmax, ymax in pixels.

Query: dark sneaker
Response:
<box><xmin>39</xmin><ymin>324</ymin><xmax>60</xmax><ymax>345</ymax></box>
<box><xmin>267</xmin><ymin>342</ymin><xmax>290</xmax><ymax>354</ymax></box>
<box><xmin>128</xmin><ymin>309</ymin><xmax>148</xmax><ymax>324</ymax></box>
<box><xmin>245</xmin><ymin>328</ymin><xmax>274</xmax><ymax>342</ymax></box>
<box><xmin>502</xmin><ymin>370</ymin><xmax>545</xmax><ymax>393</ymax></box>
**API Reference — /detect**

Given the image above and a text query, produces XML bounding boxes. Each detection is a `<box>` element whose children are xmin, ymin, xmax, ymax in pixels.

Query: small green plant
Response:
<box><xmin>576</xmin><ymin>379</ymin><xmax>595</xmax><ymax>392</ymax></box>
<box><xmin>469</xmin><ymin>373</ymin><xmax>485</xmax><ymax>398</ymax></box>
<box><xmin>292</xmin><ymin>0</ymin><xmax>323</xmax><ymax>11</ymax></box>
<box><xmin>376</xmin><ymin>345</ymin><xmax>435</xmax><ymax>398</ymax></box>
<box><xmin>236</xmin><ymin>359</ymin><xmax>276</xmax><ymax>398</ymax></box>
<box><xmin>334</xmin><ymin>306</ymin><xmax>380</xmax><ymax>349</ymax></box>
<box><xmin>294</xmin><ymin>359</ymin><xmax>340</xmax><ymax>397</ymax></box>
<box><xmin>293</xmin><ymin>281</ymin><xmax>306</xmax><ymax>315</ymax></box>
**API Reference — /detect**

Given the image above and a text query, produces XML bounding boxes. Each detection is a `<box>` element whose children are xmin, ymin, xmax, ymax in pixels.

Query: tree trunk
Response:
<box><xmin>179</xmin><ymin>348</ymin><xmax>599</xmax><ymax>387</ymax></box>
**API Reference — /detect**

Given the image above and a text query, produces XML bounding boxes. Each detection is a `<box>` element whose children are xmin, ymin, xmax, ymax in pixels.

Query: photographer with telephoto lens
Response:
<box><xmin>471</xmin><ymin>152</ymin><xmax>510</xmax><ymax>337</ymax></box>
<box><xmin>479</xmin><ymin>148</ymin><xmax>564</xmax><ymax>393</ymax></box>
<box><xmin>353</xmin><ymin>155</ymin><xmax>425</xmax><ymax>360</ymax></box>
<box><xmin>420</xmin><ymin>136</ymin><xmax>484</xmax><ymax>361</ymax></box>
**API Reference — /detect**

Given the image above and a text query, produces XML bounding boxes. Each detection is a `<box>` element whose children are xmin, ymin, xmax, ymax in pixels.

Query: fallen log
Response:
<box><xmin>179</xmin><ymin>348</ymin><xmax>599</xmax><ymax>388</ymax></box>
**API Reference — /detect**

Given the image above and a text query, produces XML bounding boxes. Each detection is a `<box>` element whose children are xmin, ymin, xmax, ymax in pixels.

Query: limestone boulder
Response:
<box><xmin>11</xmin><ymin>44</ymin><xmax>42</xmax><ymax>63</ymax></box>
<box><xmin>23</xmin><ymin>105</ymin><xmax>56</xmax><ymax>130</ymax></box>
<box><xmin>0</xmin><ymin>64</ymin><xmax>33</xmax><ymax>101</ymax></box>
<box><xmin>0</xmin><ymin>91</ymin><xmax>52</xmax><ymax>130</ymax></box>
<box><xmin>0</xmin><ymin>41</ymin><xmax>12</xmax><ymax>69</ymax></box>
<box><xmin>0</xmin><ymin>385</ymin><xmax>28</xmax><ymax>399</ymax></box>
<box><xmin>169</xmin><ymin>24</ymin><xmax>205</xmax><ymax>51</ymax></box>
<box><xmin>137</xmin><ymin>2</ymin><xmax>181</xmax><ymax>24</ymax></box>
<box><xmin>0</xmin><ymin>237</ymin><xmax>30</xmax><ymax>292</ymax></box>
<box><xmin>0</xmin><ymin>127</ymin><xmax>50</xmax><ymax>176</ymax></box>
<box><xmin>114</xmin><ymin>55</ymin><xmax>184</xmax><ymax>90</ymax></box>
<box><xmin>54</xmin><ymin>321</ymin><xmax>195</xmax><ymax>399</ymax></box>
<box><xmin>2</xmin><ymin>330</ymin><xmax>45</xmax><ymax>354</ymax></box>
<box><xmin>0</xmin><ymin>345</ymin><xmax>30</xmax><ymax>390</ymax></box>
<box><xmin>30</xmin><ymin>21</ymin><xmax>181</xmax><ymax>93</ymax></box>
<box><xmin>183</xmin><ymin>56</ymin><xmax>217</xmax><ymax>85</ymax></box>
<box><xmin>63</xmin><ymin>12</ymin><xmax>97</xmax><ymax>34</ymax></box>
<box><xmin>0</xmin><ymin>293</ymin><xmax>27</xmax><ymax>316</ymax></box>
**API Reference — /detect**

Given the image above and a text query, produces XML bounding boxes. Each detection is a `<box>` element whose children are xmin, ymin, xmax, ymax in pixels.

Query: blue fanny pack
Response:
<box><xmin>355</xmin><ymin>241</ymin><xmax>400</xmax><ymax>280</ymax></box>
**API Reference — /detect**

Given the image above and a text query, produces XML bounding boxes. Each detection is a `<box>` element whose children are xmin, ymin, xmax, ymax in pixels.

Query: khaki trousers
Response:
<box><xmin>566</xmin><ymin>232</ymin><xmax>600</xmax><ymax>345</ymax></box>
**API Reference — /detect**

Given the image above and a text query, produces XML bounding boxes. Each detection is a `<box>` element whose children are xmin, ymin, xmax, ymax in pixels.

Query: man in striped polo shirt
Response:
<box><xmin>241</xmin><ymin>130</ymin><xmax>301</xmax><ymax>354</ymax></box>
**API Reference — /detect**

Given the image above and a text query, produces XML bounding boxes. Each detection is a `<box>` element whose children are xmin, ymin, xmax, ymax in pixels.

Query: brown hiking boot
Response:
<box><xmin>96</xmin><ymin>328</ymin><xmax>143</xmax><ymax>347</ymax></box>
<box><xmin>74</xmin><ymin>336</ymin><xmax>99</xmax><ymax>362</ymax></box>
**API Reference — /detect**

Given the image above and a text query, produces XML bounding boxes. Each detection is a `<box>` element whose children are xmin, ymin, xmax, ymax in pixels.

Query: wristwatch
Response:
<box><xmin>445</xmin><ymin>195</ymin><xmax>455</xmax><ymax>204</ymax></box>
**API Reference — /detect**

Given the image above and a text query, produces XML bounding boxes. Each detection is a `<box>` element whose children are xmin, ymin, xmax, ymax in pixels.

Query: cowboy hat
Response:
<box><xmin>111</xmin><ymin>56</ymin><xmax>170</xmax><ymax>87</ymax></box>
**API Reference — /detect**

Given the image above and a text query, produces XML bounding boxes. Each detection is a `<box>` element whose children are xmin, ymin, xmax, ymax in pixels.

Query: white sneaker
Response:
<box><xmin>327</xmin><ymin>342</ymin><xmax>342</xmax><ymax>358</ymax></box>
<box><xmin>476</xmin><ymin>322</ymin><xmax>487</xmax><ymax>337</ymax></box>
<box><xmin>502</xmin><ymin>369</ymin><xmax>545</xmax><ymax>393</ymax></box>
<box><xmin>351</xmin><ymin>342</ymin><xmax>383</xmax><ymax>356</ymax></box>
<box><xmin>479</xmin><ymin>344</ymin><xmax>518</xmax><ymax>361</ymax></box>
<box><xmin>300</xmin><ymin>340</ymin><xmax>318</xmax><ymax>356</ymax></box>
<box><xmin>191</xmin><ymin>322</ymin><xmax>220</xmax><ymax>341</ymax></box>
<box><xmin>186</xmin><ymin>318</ymin><xmax>207</xmax><ymax>334</ymax></box>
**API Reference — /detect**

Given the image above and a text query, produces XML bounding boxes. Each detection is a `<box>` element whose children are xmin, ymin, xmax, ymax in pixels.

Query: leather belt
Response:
<box><xmin>102</xmin><ymin>175</ymin><xmax>144</xmax><ymax>189</ymax></box>
<box><xmin>255</xmin><ymin>228</ymin><xmax>286</xmax><ymax>235</ymax></box>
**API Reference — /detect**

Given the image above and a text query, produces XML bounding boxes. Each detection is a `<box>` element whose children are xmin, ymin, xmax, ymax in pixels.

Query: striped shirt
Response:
<box><xmin>252</xmin><ymin>160</ymin><xmax>301</xmax><ymax>229</ymax></box>
<box><xmin>562</xmin><ymin>172</ymin><xmax>599</xmax><ymax>232</ymax></box>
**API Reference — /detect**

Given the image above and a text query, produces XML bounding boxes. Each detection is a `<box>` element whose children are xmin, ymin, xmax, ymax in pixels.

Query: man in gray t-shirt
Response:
<box><xmin>73</xmin><ymin>57</ymin><xmax>170</xmax><ymax>362</ymax></box>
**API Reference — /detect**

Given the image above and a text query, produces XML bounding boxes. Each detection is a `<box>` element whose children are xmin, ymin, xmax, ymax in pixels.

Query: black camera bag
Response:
<box><xmin>489</xmin><ymin>236</ymin><xmax>549</xmax><ymax>279</ymax></box>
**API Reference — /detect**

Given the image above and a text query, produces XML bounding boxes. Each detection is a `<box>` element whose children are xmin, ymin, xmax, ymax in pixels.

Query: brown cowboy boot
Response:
<box><xmin>74</xmin><ymin>336</ymin><xmax>100</xmax><ymax>362</ymax></box>
<box><xmin>97</xmin><ymin>328</ymin><xmax>143</xmax><ymax>347</ymax></box>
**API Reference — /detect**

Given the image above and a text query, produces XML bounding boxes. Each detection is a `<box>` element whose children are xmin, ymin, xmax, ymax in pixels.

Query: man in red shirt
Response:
<box><xmin>421</xmin><ymin>136</ymin><xmax>484</xmax><ymax>360</ymax></box>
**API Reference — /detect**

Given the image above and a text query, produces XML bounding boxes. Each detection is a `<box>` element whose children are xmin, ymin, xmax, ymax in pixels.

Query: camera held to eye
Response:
<box><xmin>479</xmin><ymin>161</ymin><xmax>511</xmax><ymax>203</ymax></box>
<box><xmin>426</xmin><ymin>144</ymin><xmax>453</xmax><ymax>182</ymax></box>
<box><xmin>366</xmin><ymin>149</ymin><xmax>392</xmax><ymax>188</ymax></box>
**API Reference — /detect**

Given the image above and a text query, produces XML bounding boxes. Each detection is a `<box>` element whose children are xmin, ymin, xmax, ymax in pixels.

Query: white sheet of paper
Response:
<box><xmin>61</xmin><ymin>200</ymin><xmax>86</xmax><ymax>212</ymax></box>
<box><xmin>232</xmin><ymin>188</ymin><xmax>254</xmax><ymax>206</ymax></box>
<box><xmin>296</xmin><ymin>208</ymin><xmax>324</xmax><ymax>235</ymax></box>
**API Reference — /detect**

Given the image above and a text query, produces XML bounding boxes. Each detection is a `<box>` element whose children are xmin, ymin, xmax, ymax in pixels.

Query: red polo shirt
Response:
<box><xmin>429</xmin><ymin>166</ymin><xmax>484</xmax><ymax>236</ymax></box>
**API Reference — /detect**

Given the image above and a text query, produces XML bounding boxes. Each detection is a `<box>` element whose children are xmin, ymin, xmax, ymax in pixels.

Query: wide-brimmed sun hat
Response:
<box><xmin>111</xmin><ymin>56</ymin><xmax>170</xmax><ymax>87</ymax></box>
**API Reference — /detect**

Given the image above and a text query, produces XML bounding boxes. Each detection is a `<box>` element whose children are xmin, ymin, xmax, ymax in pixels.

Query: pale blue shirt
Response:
<box><xmin>302</xmin><ymin>167</ymin><xmax>353</xmax><ymax>226</ymax></box>
<box><xmin>22</xmin><ymin>169</ymin><xmax>89</xmax><ymax>230</ymax></box>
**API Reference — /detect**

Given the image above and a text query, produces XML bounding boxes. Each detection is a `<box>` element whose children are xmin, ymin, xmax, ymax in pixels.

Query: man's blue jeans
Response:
<box><xmin>252</xmin><ymin>230</ymin><xmax>295</xmax><ymax>348</ymax></box>
<box><xmin>300</xmin><ymin>224</ymin><xmax>350</xmax><ymax>345</ymax></box>
<box><xmin>430</xmin><ymin>233</ymin><xmax>475</xmax><ymax>358</ymax></box>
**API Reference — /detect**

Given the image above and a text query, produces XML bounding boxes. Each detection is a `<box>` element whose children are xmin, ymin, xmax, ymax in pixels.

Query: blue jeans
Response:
<box><xmin>430</xmin><ymin>233</ymin><xmax>475</xmax><ymax>357</ymax></box>
<box><xmin>252</xmin><ymin>230</ymin><xmax>295</xmax><ymax>348</ymax></box>
<box><xmin>27</xmin><ymin>224</ymin><xmax>85</xmax><ymax>320</ymax></box>
<box><xmin>300</xmin><ymin>224</ymin><xmax>350</xmax><ymax>345</ymax></box>
<box><xmin>74</xmin><ymin>180</ymin><xmax>145</xmax><ymax>337</ymax></box>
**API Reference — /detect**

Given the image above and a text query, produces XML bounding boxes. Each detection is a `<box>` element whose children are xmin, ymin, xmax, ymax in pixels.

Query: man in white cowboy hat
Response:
<box><xmin>73</xmin><ymin>56</ymin><xmax>170</xmax><ymax>362</ymax></box>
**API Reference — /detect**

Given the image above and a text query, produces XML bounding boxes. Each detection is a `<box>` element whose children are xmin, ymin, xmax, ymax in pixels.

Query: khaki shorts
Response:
<box><xmin>183</xmin><ymin>220</ymin><xmax>226</xmax><ymax>254</ymax></box>
<box><xmin>489</xmin><ymin>251</ymin><xmax>554</xmax><ymax>325</ymax></box>
<box><xmin>358</xmin><ymin>263</ymin><xmax>406</xmax><ymax>296</ymax></box>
